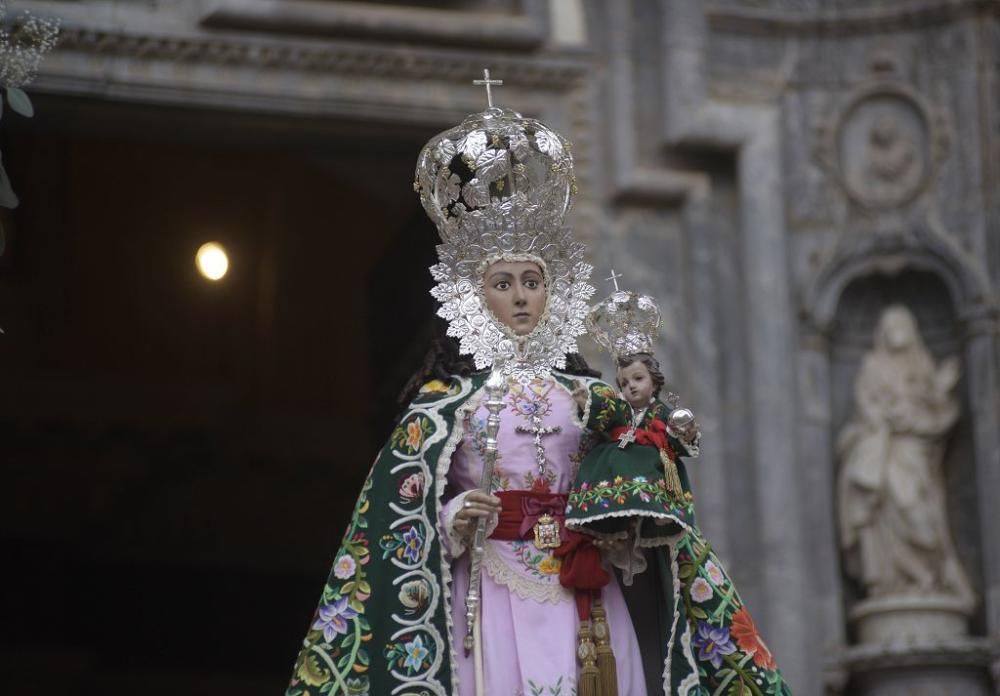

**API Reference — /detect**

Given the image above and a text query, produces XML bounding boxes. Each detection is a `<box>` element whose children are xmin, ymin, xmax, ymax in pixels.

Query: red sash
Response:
<box><xmin>610</xmin><ymin>418</ymin><xmax>677</xmax><ymax>459</ymax></box>
<box><xmin>491</xmin><ymin>490</ymin><xmax>609</xmax><ymax>620</ymax></box>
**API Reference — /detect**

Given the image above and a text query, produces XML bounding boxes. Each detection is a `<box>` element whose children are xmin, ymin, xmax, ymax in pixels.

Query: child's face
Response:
<box><xmin>617</xmin><ymin>361</ymin><xmax>655</xmax><ymax>410</ymax></box>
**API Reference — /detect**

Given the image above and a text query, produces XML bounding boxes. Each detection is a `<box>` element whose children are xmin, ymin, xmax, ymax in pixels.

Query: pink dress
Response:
<box><xmin>439</xmin><ymin>378</ymin><xmax>648</xmax><ymax>696</ymax></box>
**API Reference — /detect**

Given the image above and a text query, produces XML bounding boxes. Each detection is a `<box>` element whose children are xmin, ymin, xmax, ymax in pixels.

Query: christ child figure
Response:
<box><xmin>564</xmin><ymin>288</ymin><xmax>701</xmax><ymax>582</ymax></box>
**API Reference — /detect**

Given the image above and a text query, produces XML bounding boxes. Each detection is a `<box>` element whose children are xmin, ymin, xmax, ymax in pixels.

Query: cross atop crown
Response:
<box><xmin>473</xmin><ymin>68</ymin><xmax>503</xmax><ymax>109</ymax></box>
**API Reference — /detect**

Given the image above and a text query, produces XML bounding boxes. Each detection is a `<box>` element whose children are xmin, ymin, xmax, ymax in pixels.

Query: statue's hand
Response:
<box><xmin>453</xmin><ymin>490</ymin><xmax>502</xmax><ymax>539</ymax></box>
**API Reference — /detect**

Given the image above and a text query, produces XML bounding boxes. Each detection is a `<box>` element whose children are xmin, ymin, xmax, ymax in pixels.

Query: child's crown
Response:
<box><xmin>586</xmin><ymin>271</ymin><xmax>661</xmax><ymax>359</ymax></box>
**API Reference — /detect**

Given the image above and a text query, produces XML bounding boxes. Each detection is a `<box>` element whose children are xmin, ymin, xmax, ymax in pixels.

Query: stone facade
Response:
<box><xmin>15</xmin><ymin>0</ymin><xmax>1000</xmax><ymax>692</ymax></box>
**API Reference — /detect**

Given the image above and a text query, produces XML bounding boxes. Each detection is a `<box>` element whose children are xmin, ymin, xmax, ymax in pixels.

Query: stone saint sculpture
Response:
<box><xmin>837</xmin><ymin>305</ymin><xmax>974</xmax><ymax>606</ymax></box>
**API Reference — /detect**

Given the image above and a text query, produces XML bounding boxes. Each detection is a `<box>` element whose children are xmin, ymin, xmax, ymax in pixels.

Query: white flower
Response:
<box><xmin>705</xmin><ymin>560</ymin><xmax>725</xmax><ymax>585</ymax></box>
<box><xmin>690</xmin><ymin>577</ymin><xmax>713</xmax><ymax>603</ymax></box>
<box><xmin>333</xmin><ymin>554</ymin><xmax>357</xmax><ymax>580</ymax></box>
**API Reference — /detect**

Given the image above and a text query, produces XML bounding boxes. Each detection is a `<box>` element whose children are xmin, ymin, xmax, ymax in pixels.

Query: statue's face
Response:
<box><xmin>880</xmin><ymin>308</ymin><xmax>917</xmax><ymax>351</ymax></box>
<box><xmin>617</xmin><ymin>360</ymin><xmax>655</xmax><ymax>410</ymax></box>
<box><xmin>482</xmin><ymin>260</ymin><xmax>546</xmax><ymax>336</ymax></box>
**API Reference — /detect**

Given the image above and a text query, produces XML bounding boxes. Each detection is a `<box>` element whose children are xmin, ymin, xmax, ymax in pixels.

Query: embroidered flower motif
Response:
<box><xmin>401</xmin><ymin>526</ymin><xmax>424</xmax><ymax>562</ymax></box>
<box><xmin>634</xmin><ymin>475</ymin><xmax>647</xmax><ymax>483</ymax></box>
<box><xmin>398</xmin><ymin>472</ymin><xmax>425</xmax><ymax>501</ymax></box>
<box><xmin>398</xmin><ymin>579</ymin><xmax>431</xmax><ymax>612</ymax></box>
<box><xmin>705</xmin><ymin>560</ymin><xmax>725</xmax><ymax>585</ymax></box>
<box><xmin>344</xmin><ymin>676</ymin><xmax>370</xmax><ymax>695</ymax></box>
<box><xmin>731</xmin><ymin>607</ymin><xmax>777</xmax><ymax>669</ymax></box>
<box><xmin>639</xmin><ymin>491</ymin><xmax>652</xmax><ymax>503</ymax></box>
<box><xmin>296</xmin><ymin>654</ymin><xmax>330</xmax><ymax>687</ymax></box>
<box><xmin>419</xmin><ymin>379</ymin><xmax>451</xmax><ymax>395</ymax></box>
<box><xmin>403</xmin><ymin>635</ymin><xmax>430</xmax><ymax>672</ymax></box>
<box><xmin>333</xmin><ymin>554</ymin><xmax>357</xmax><ymax>580</ymax></box>
<box><xmin>692</xmin><ymin>621</ymin><xmax>736</xmax><ymax>669</ymax></box>
<box><xmin>530</xmin><ymin>476</ymin><xmax>552</xmax><ymax>493</ymax></box>
<box><xmin>406</xmin><ymin>420</ymin><xmax>423</xmax><ymax>451</ymax></box>
<box><xmin>537</xmin><ymin>556</ymin><xmax>562</xmax><ymax>575</ymax></box>
<box><xmin>690</xmin><ymin>577</ymin><xmax>713</xmax><ymax>603</ymax></box>
<box><xmin>613</xmin><ymin>475</ymin><xmax>624</xmax><ymax>485</ymax></box>
<box><xmin>312</xmin><ymin>596</ymin><xmax>359</xmax><ymax>642</ymax></box>
<box><xmin>594</xmin><ymin>384</ymin><xmax>617</xmax><ymax>400</ymax></box>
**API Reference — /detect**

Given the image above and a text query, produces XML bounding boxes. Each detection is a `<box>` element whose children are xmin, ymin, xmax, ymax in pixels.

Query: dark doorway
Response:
<box><xmin>0</xmin><ymin>96</ymin><xmax>439</xmax><ymax>695</ymax></box>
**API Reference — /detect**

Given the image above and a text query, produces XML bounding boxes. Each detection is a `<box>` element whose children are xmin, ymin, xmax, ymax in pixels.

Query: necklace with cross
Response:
<box><xmin>514</xmin><ymin>400</ymin><xmax>562</xmax><ymax>475</ymax></box>
<box><xmin>473</xmin><ymin>68</ymin><xmax>503</xmax><ymax>109</ymax></box>
<box><xmin>618</xmin><ymin>404</ymin><xmax>648</xmax><ymax>449</ymax></box>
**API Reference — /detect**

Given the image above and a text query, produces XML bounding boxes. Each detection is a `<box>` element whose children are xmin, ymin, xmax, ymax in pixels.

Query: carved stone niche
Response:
<box><xmin>829</xmin><ymin>269</ymin><xmax>994</xmax><ymax>696</ymax></box>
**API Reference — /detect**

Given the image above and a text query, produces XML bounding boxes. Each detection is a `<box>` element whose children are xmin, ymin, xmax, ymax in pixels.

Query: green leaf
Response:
<box><xmin>678</xmin><ymin>563</ymin><xmax>695</xmax><ymax>581</ymax></box>
<box><xmin>6</xmin><ymin>88</ymin><xmax>33</xmax><ymax>118</ymax></box>
<box><xmin>0</xmin><ymin>152</ymin><xmax>19</xmax><ymax>209</ymax></box>
<box><xmin>689</xmin><ymin>606</ymin><xmax>708</xmax><ymax>620</ymax></box>
<box><xmin>341</xmin><ymin>632</ymin><xmax>356</xmax><ymax>649</ymax></box>
<box><xmin>357</xmin><ymin>616</ymin><xmax>371</xmax><ymax>630</ymax></box>
<box><xmin>726</xmin><ymin>678</ymin><xmax>749</xmax><ymax>696</ymax></box>
<box><xmin>356</xmin><ymin>648</ymin><xmax>370</xmax><ymax>666</ymax></box>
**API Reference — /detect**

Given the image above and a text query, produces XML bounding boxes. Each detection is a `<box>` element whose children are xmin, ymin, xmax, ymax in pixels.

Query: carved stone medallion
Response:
<box><xmin>816</xmin><ymin>82</ymin><xmax>948</xmax><ymax>211</ymax></box>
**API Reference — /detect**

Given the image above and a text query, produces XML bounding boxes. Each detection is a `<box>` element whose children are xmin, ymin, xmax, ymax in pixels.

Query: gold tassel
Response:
<box><xmin>660</xmin><ymin>447</ymin><xmax>684</xmax><ymax>499</ymax></box>
<box><xmin>591</xmin><ymin>597</ymin><xmax>619</xmax><ymax>696</ymax></box>
<box><xmin>576</xmin><ymin>620</ymin><xmax>600</xmax><ymax>696</ymax></box>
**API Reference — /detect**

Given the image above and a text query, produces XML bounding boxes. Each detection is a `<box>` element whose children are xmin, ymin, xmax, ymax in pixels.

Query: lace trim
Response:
<box><xmin>566</xmin><ymin>508</ymin><xmax>690</xmax><ymax>535</ymax></box>
<box><xmin>482</xmin><ymin>541</ymin><xmax>572</xmax><ymax>605</ymax></box>
<box><xmin>663</xmin><ymin>542</ymin><xmax>701</xmax><ymax>695</ymax></box>
<box><xmin>434</xmin><ymin>378</ymin><xmax>483</xmax><ymax>696</ymax></box>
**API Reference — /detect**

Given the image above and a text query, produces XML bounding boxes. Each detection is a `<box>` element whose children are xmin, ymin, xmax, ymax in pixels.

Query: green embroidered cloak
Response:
<box><xmin>285</xmin><ymin>373</ymin><xmax>792</xmax><ymax>696</ymax></box>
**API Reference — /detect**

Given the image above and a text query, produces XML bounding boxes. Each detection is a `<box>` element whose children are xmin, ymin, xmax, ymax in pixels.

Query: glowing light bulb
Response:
<box><xmin>196</xmin><ymin>242</ymin><xmax>229</xmax><ymax>281</ymax></box>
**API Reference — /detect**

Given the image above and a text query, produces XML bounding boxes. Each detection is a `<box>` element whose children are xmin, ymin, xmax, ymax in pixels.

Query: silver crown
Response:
<box><xmin>415</xmin><ymin>93</ymin><xmax>593</xmax><ymax>382</ymax></box>
<box><xmin>586</xmin><ymin>290</ymin><xmax>661</xmax><ymax>359</ymax></box>
<box><xmin>414</xmin><ymin>106</ymin><xmax>576</xmax><ymax>242</ymax></box>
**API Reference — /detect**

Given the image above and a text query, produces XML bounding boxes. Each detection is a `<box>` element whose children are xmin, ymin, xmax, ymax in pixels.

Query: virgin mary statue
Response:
<box><xmin>286</xmin><ymin>94</ymin><xmax>791</xmax><ymax>696</ymax></box>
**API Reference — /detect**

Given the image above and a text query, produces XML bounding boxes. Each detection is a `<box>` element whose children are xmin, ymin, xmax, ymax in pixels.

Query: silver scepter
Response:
<box><xmin>464</xmin><ymin>367</ymin><xmax>507</xmax><ymax>654</ymax></box>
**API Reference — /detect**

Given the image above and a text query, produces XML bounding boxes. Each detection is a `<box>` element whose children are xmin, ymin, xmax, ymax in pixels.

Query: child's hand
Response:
<box><xmin>571</xmin><ymin>381</ymin><xmax>589</xmax><ymax>410</ymax></box>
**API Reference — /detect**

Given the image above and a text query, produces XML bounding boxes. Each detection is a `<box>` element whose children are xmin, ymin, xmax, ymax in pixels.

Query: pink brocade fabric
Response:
<box><xmin>439</xmin><ymin>379</ymin><xmax>648</xmax><ymax>696</ymax></box>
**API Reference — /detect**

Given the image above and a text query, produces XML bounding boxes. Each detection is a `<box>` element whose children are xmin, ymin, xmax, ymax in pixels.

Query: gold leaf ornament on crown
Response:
<box><xmin>414</xmin><ymin>69</ymin><xmax>594</xmax><ymax>383</ymax></box>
